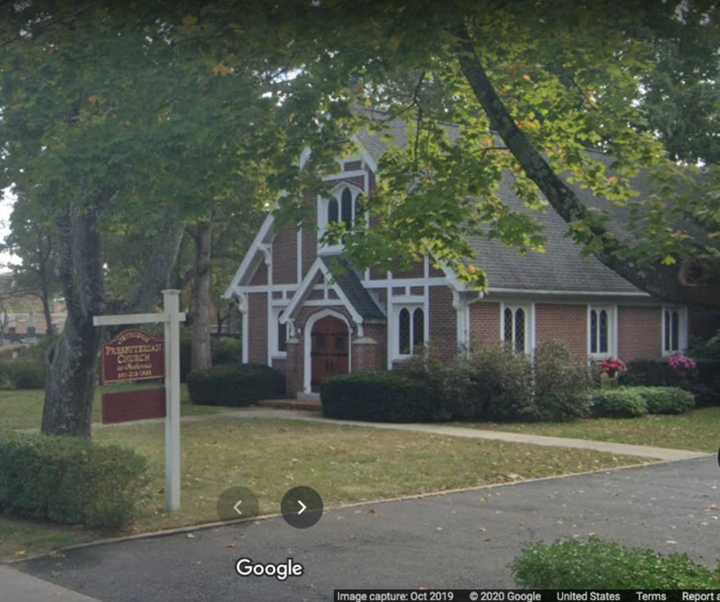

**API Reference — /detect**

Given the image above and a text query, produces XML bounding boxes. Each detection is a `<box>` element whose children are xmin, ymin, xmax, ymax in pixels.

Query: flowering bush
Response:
<box><xmin>599</xmin><ymin>358</ymin><xmax>627</xmax><ymax>378</ymax></box>
<box><xmin>666</xmin><ymin>354</ymin><xmax>696</xmax><ymax>376</ymax></box>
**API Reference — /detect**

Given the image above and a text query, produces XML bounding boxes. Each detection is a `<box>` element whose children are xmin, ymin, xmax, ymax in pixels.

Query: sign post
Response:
<box><xmin>93</xmin><ymin>289</ymin><xmax>186</xmax><ymax>512</ymax></box>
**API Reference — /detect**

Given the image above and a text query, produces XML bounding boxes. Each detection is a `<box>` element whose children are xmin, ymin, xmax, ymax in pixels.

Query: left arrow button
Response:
<box><xmin>217</xmin><ymin>487</ymin><xmax>259</xmax><ymax>522</ymax></box>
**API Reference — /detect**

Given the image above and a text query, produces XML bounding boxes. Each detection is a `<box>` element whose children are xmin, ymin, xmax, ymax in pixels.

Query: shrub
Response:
<box><xmin>512</xmin><ymin>537</ymin><xmax>720</xmax><ymax>589</ymax></box>
<box><xmin>620</xmin><ymin>359</ymin><xmax>680</xmax><ymax>387</ymax></box>
<box><xmin>397</xmin><ymin>353</ymin><xmax>475</xmax><ymax>419</ymax></box>
<box><xmin>533</xmin><ymin>341</ymin><xmax>592</xmax><ymax>422</ymax></box>
<box><xmin>321</xmin><ymin>371</ymin><xmax>444</xmax><ymax>422</ymax></box>
<box><xmin>211</xmin><ymin>337</ymin><xmax>244</xmax><ymax>366</ymax></box>
<box><xmin>0</xmin><ymin>359</ymin><xmax>47</xmax><ymax>389</ymax></box>
<box><xmin>187</xmin><ymin>363</ymin><xmax>285</xmax><ymax>406</ymax></box>
<box><xmin>0</xmin><ymin>432</ymin><xmax>149</xmax><ymax>529</ymax></box>
<box><xmin>591</xmin><ymin>387</ymin><xmax>647</xmax><ymax>417</ymax></box>
<box><xmin>465</xmin><ymin>346</ymin><xmax>535</xmax><ymax>422</ymax></box>
<box><xmin>632</xmin><ymin>386</ymin><xmax>695</xmax><ymax>414</ymax></box>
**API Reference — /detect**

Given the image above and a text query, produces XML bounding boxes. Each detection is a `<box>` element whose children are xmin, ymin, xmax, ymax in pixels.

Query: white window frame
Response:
<box><xmin>393</xmin><ymin>304</ymin><xmax>425</xmax><ymax>359</ymax></box>
<box><xmin>500</xmin><ymin>303</ymin><xmax>533</xmax><ymax>354</ymax></box>
<box><xmin>661</xmin><ymin>305</ymin><xmax>687</xmax><ymax>356</ymax></box>
<box><xmin>269</xmin><ymin>304</ymin><xmax>289</xmax><ymax>359</ymax></box>
<box><xmin>318</xmin><ymin>183</ymin><xmax>364</xmax><ymax>254</ymax></box>
<box><xmin>587</xmin><ymin>305</ymin><xmax>617</xmax><ymax>359</ymax></box>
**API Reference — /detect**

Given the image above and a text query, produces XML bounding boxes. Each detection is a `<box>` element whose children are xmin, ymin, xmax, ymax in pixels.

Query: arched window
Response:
<box><xmin>663</xmin><ymin>307</ymin><xmax>683</xmax><ymax>354</ymax></box>
<box><xmin>413</xmin><ymin>308</ymin><xmax>425</xmax><ymax>348</ymax></box>
<box><xmin>397</xmin><ymin>305</ymin><xmax>425</xmax><ymax>357</ymax></box>
<box><xmin>589</xmin><ymin>306</ymin><xmax>613</xmax><ymax>357</ymax></box>
<box><xmin>328</xmin><ymin>198</ymin><xmax>339</xmax><ymax>224</ymax></box>
<box><xmin>399</xmin><ymin>308</ymin><xmax>411</xmax><ymax>355</ymax></box>
<box><xmin>514</xmin><ymin>308</ymin><xmax>525</xmax><ymax>353</ymax></box>
<box><xmin>341</xmin><ymin>188</ymin><xmax>353</xmax><ymax>229</ymax></box>
<box><xmin>503</xmin><ymin>304</ymin><xmax>529</xmax><ymax>353</ymax></box>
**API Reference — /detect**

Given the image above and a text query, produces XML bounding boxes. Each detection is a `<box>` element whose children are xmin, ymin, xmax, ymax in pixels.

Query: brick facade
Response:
<box><xmin>249</xmin><ymin>262</ymin><xmax>267</xmax><ymax>286</ymax></box>
<box><xmin>247</xmin><ymin>292</ymin><xmax>268</xmax><ymax>364</ymax></box>
<box><xmin>429</xmin><ymin>286</ymin><xmax>456</xmax><ymax>358</ymax></box>
<box><xmin>272</xmin><ymin>226</ymin><xmax>297</xmax><ymax>284</ymax></box>
<box><xmin>618</xmin><ymin>306</ymin><xmax>662</xmax><ymax>361</ymax></box>
<box><xmin>469</xmin><ymin>302</ymin><xmax>500</xmax><ymax>349</ymax></box>
<box><xmin>536</xmin><ymin>303</ymin><xmax>587</xmax><ymax>361</ymax></box>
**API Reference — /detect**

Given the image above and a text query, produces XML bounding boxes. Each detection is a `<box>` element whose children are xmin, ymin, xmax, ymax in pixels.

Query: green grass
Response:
<box><xmin>460</xmin><ymin>406</ymin><xmax>720</xmax><ymax>453</ymax></box>
<box><xmin>0</xmin><ymin>416</ymin><xmax>646</xmax><ymax>560</ymax></box>
<box><xmin>0</xmin><ymin>383</ymin><xmax>222</xmax><ymax>431</ymax></box>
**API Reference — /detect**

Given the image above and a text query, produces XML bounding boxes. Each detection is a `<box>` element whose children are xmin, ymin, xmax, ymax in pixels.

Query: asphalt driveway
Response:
<box><xmin>17</xmin><ymin>456</ymin><xmax>720</xmax><ymax>602</ymax></box>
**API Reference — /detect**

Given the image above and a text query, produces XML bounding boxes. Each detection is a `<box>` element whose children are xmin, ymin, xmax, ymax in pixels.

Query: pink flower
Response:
<box><xmin>600</xmin><ymin>358</ymin><xmax>627</xmax><ymax>378</ymax></box>
<box><xmin>667</xmin><ymin>353</ymin><xmax>696</xmax><ymax>375</ymax></box>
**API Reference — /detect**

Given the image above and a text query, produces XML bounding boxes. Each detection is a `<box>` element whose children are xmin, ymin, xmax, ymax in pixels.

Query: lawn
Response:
<box><xmin>0</xmin><ymin>383</ymin><xmax>222</xmax><ymax>431</ymax></box>
<box><xmin>461</xmin><ymin>407</ymin><xmax>720</xmax><ymax>453</ymax></box>
<box><xmin>0</xmin><ymin>416</ymin><xmax>647</xmax><ymax>560</ymax></box>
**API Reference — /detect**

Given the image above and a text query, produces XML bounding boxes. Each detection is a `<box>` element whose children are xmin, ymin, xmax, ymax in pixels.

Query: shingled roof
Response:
<box><xmin>355</xmin><ymin>111</ymin><xmax>646</xmax><ymax>295</ymax></box>
<box><xmin>321</xmin><ymin>257</ymin><xmax>386</xmax><ymax>321</ymax></box>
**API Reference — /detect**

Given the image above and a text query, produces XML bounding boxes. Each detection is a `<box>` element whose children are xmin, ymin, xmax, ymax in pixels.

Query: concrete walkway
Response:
<box><xmin>214</xmin><ymin>407</ymin><xmax>709</xmax><ymax>462</ymax></box>
<box><xmin>62</xmin><ymin>405</ymin><xmax>708</xmax><ymax>462</ymax></box>
<box><xmin>0</xmin><ymin>565</ymin><xmax>101</xmax><ymax>601</ymax></box>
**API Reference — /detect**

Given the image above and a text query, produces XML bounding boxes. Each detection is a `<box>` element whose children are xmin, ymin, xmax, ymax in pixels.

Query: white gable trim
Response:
<box><xmin>223</xmin><ymin>213</ymin><xmax>275</xmax><ymax>298</ymax></box>
<box><xmin>280</xmin><ymin>258</ymin><xmax>364</xmax><ymax>328</ymax></box>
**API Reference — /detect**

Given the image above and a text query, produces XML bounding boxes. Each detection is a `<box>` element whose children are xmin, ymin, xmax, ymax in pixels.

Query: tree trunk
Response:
<box><xmin>191</xmin><ymin>222</ymin><xmax>213</xmax><ymax>371</ymax></box>
<box><xmin>453</xmin><ymin>23</ymin><xmax>719</xmax><ymax>308</ymax></box>
<box><xmin>41</xmin><ymin>203</ymin><xmax>105</xmax><ymax>439</ymax></box>
<box><xmin>40</xmin><ymin>291</ymin><xmax>54</xmax><ymax>338</ymax></box>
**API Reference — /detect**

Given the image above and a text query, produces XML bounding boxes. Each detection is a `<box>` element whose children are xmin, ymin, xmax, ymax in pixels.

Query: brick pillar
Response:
<box><xmin>352</xmin><ymin>337</ymin><xmax>381</xmax><ymax>372</ymax></box>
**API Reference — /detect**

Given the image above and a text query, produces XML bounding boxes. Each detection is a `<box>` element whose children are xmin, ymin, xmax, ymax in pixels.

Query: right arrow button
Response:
<box><xmin>281</xmin><ymin>486</ymin><xmax>323</xmax><ymax>529</ymax></box>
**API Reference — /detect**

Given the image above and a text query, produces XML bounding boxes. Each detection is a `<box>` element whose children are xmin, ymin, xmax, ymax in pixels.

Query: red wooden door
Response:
<box><xmin>311</xmin><ymin>316</ymin><xmax>349</xmax><ymax>391</ymax></box>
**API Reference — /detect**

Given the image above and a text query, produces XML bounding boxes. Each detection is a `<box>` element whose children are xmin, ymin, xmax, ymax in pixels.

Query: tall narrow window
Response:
<box><xmin>514</xmin><ymin>308</ymin><xmax>525</xmax><ymax>353</ymax></box>
<box><xmin>663</xmin><ymin>307</ymin><xmax>682</xmax><ymax>354</ymax></box>
<box><xmin>589</xmin><ymin>306</ymin><xmax>613</xmax><ymax>358</ymax></box>
<box><xmin>503</xmin><ymin>305</ymin><xmax>529</xmax><ymax>353</ymax></box>
<box><xmin>413</xmin><ymin>308</ymin><xmax>425</xmax><ymax>348</ymax></box>
<box><xmin>341</xmin><ymin>188</ymin><xmax>353</xmax><ymax>229</ymax></box>
<box><xmin>278</xmin><ymin>322</ymin><xmax>287</xmax><ymax>352</ymax></box>
<box><xmin>328</xmin><ymin>198</ymin><xmax>339</xmax><ymax>224</ymax></box>
<box><xmin>396</xmin><ymin>305</ymin><xmax>425</xmax><ymax>357</ymax></box>
<box><xmin>399</xmin><ymin>308</ymin><xmax>411</xmax><ymax>355</ymax></box>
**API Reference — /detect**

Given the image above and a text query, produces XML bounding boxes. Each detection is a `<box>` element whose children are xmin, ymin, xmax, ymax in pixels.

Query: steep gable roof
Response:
<box><xmin>352</xmin><ymin>111</ymin><xmax>646</xmax><ymax>296</ymax></box>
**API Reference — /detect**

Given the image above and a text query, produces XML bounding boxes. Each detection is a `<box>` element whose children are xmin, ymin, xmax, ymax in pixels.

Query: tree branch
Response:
<box><xmin>452</xmin><ymin>21</ymin><xmax>714</xmax><ymax>305</ymax></box>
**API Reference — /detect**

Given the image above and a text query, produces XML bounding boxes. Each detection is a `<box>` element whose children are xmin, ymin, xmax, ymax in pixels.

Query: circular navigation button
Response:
<box><xmin>281</xmin><ymin>486</ymin><xmax>323</xmax><ymax>529</ymax></box>
<box><xmin>217</xmin><ymin>487</ymin><xmax>259</xmax><ymax>522</ymax></box>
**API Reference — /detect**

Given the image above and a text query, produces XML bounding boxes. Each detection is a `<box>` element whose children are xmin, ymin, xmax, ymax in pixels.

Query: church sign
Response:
<box><xmin>102</xmin><ymin>329</ymin><xmax>164</xmax><ymax>385</ymax></box>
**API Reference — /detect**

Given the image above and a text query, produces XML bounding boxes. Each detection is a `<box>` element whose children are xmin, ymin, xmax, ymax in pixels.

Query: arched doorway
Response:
<box><xmin>307</xmin><ymin>314</ymin><xmax>349</xmax><ymax>392</ymax></box>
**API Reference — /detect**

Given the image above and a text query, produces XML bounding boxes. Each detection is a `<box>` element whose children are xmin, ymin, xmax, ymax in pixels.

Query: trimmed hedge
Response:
<box><xmin>0</xmin><ymin>432</ymin><xmax>149</xmax><ymax>529</ymax></box>
<box><xmin>591</xmin><ymin>387</ymin><xmax>647</xmax><ymax>418</ymax></box>
<box><xmin>632</xmin><ymin>386</ymin><xmax>695</xmax><ymax>414</ymax></box>
<box><xmin>0</xmin><ymin>359</ymin><xmax>46</xmax><ymax>389</ymax></box>
<box><xmin>187</xmin><ymin>363</ymin><xmax>285</xmax><ymax>406</ymax></box>
<box><xmin>512</xmin><ymin>537</ymin><xmax>720</xmax><ymax>588</ymax></box>
<box><xmin>321</xmin><ymin>371</ymin><xmax>444</xmax><ymax>422</ymax></box>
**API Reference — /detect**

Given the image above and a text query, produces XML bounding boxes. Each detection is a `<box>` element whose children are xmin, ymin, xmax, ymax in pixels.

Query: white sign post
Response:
<box><xmin>93</xmin><ymin>289</ymin><xmax>186</xmax><ymax>512</ymax></box>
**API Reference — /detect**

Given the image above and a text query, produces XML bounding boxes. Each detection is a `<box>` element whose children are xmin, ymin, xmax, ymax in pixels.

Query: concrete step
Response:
<box><xmin>256</xmin><ymin>398</ymin><xmax>321</xmax><ymax>411</ymax></box>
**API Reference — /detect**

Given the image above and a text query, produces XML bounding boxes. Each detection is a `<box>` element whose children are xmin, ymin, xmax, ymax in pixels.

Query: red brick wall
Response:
<box><xmin>536</xmin><ymin>303</ymin><xmax>587</xmax><ymax>361</ymax></box>
<box><xmin>469</xmin><ymin>302</ymin><xmax>500</xmax><ymax>349</ymax></box>
<box><xmin>618</xmin><ymin>306</ymin><xmax>662</xmax><ymax>361</ymax></box>
<box><xmin>393</xmin><ymin>261</ymin><xmax>424</xmax><ymax>279</ymax></box>
<box><xmin>272</xmin><ymin>226</ymin><xmax>297</xmax><ymax>284</ymax></box>
<box><xmin>249</xmin><ymin>262</ymin><xmax>267</xmax><ymax>286</ymax></box>
<box><xmin>429</xmin><ymin>286</ymin><xmax>456</xmax><ymax>359</ymax></box>
<box><xmin>247</xmin><ymin>293</ymin><xmax>268</xmax><ymax>364</ymax></box>
<box><xmin>352</xmin><ymin>324</ymin><xmax>386</xmax><ymax>372</ymax></box>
